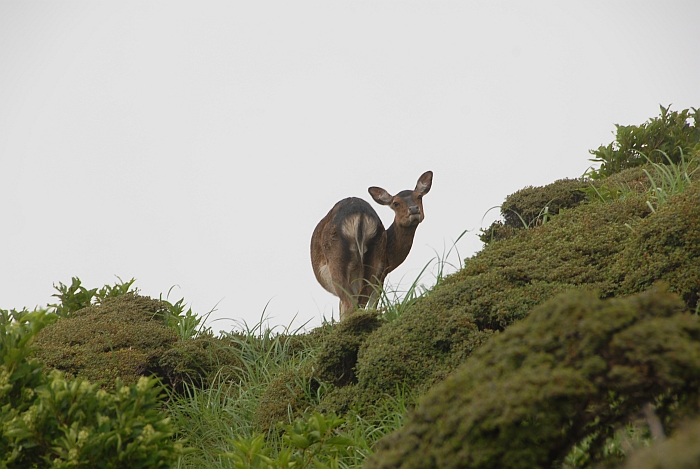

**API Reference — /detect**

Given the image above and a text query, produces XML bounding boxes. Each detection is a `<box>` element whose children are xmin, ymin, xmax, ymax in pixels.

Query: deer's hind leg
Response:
<box><xmin>358</xmin><ymin>231</ymin><xmax>387</xmax><ymax>311</ymax></box>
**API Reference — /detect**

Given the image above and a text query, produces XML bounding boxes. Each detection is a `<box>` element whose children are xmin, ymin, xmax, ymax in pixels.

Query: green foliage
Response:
<box><xmin>581</xmin><ymin>166</ymin><xmax>651</xmax><ymax>204</ymax></box>
<box><xmin>96</xmin><ymin>277</ymin><xmax>138</xmax><ymax>303</ymax></box>
<box><xmin>314</xmin><ymin>311</ymin><xmax>383</xmax><ymax>387</ymax></box>
<box><xmin>160</xmin><ymin>295</ymin><xmax>212</xmax><ymax>341</ymax></box>
<box><xmin>223</xmin><ymin>412</ymin><xmax>360</xmax><ymax>469</ymax></box>
<box><xmin>158</xmin><ymin>334</ymin><xmax>244</xmax><ymax>392</ymax></box>
<box><xmin>49</xmin><ymin>276</ymin><xmax>138</xmax><ymax>318</ymax></box>
<box><xmin>366</xmin><ymin>288</ymin><xmax>700</xmax><ymax>469</ymax></box>
<box><xmin>49</xmin><ymin>277</ymin><xmax>99</xmax><ymax>318</ymax></box>
<box><xmin>588</xmin><ymin>105</ymin><xmax>700</xmax><ymax>178</ymax></box>
<box><xmin>0</xmin><ymin>308</ymin><xmax>184</xmax><ymax>468</ymax></box>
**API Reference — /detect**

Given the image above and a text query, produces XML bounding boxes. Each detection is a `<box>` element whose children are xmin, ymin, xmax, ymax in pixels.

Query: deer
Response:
<box><xmin>310</xmin><ymin>171</ymin><xmax>433</xmax><ymax>321</ymax></box>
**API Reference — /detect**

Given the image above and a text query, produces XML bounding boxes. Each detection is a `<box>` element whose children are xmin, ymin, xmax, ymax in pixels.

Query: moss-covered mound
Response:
<box><xmin>254</xmin><ymin>311</ymin><xmax>382</xmax><ymax>431</ymax></box>
<box><xmin>159</xmin><ymin>333</ymin><xmax>244</xmax><ymax>391</ymax></box>
<box><xmin>35</xmin><ymin>294</ymin><xmax>241</xmax><ymax>389</ymax></box>
<box><xmin>35</xmin><ymin>294</ymin><xmax>178</xmax><ymax>387</ymax></box>
<box><xmin>353</xmin><ymin>195</ymin><xmax>649</xmax><ymax>399</ymax></box>
<box><xmin>366</xmin><ymin>288</ymin><xmax>700</xmax><ymax>469</ymax></box>
<box><xmin>313</xmin><ymin>310</ymin><xmax>383</xmax><ymax>386</ymax></box>
<box><xmin>616</xmin><ymin>183</ymin><xmax>700</xmax><ymax>311</ymax></box>
<box><xmin>501</xmin><ymin>178</ymin><xmax>588</xmax><ymax>228</ymax></box>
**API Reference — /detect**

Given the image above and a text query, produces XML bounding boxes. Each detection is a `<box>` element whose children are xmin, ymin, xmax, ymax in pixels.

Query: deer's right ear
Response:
<box><xmin>415</xmin><ymin>171</ymin><xmax>433</xmax><ymax>195</ymax></box>
<box><xmin>369</xmin><ymin>187</ymin><xmax>393</xmax><ymax>205</ymax></box>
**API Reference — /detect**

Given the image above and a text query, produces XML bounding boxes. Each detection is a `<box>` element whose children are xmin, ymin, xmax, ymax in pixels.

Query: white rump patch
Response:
<box><xmin>318</xmin><ymin>264</ymin><xmax>335</xmax><ymax>293</ymax></box>
<box><xmin>341</xmin><ymin>214</ymin><xmax>379</xmax><ymax>259</ymax></box>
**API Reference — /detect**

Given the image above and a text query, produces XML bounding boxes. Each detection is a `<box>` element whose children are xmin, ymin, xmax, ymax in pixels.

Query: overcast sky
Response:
<box><xmin>2</xmin><ymin>1</ymin><xmax>699</xmax><ymax>332</ymax></box>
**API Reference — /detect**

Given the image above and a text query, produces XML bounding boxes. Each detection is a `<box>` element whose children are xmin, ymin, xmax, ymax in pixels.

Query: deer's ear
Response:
<box><xmin>369</xmin><ymin>186</ymin><xmax>393</xmax><ymax>205</ymax></box>
<box><xmin>415</xmin><ymin>171</ymin><xmax>433</xmax><ymax>195</ymax></box>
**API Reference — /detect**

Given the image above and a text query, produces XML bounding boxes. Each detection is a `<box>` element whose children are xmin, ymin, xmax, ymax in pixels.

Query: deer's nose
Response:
<box><xmin>409</xmin><ymin>205</ymin><xmax>420</xmax><ymax>215</ymax></box>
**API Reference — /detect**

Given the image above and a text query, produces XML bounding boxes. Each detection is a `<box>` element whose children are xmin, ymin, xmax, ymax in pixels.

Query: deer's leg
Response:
<box><xmin>327</xmin><ymin>252</ymin><xmax>357</xmax><ymax>321</ymax></box>
<box><xmin>359</xmin><ymin>235</ymin><xmax>386</xmax><ymax>310</ymax></box>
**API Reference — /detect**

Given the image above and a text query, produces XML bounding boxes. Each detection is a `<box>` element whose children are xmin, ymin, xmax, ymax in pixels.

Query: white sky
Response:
<box><xmin>2</xmin><ymin>1</ymin><xmax>699</xmax><ymax>333</ymax></box>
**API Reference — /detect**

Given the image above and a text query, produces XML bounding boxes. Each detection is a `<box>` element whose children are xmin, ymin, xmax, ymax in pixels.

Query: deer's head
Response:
<box><xmin>368</xmin><ymin>171</ymin><xmax>433</xmax><ymax>228</ymax></box>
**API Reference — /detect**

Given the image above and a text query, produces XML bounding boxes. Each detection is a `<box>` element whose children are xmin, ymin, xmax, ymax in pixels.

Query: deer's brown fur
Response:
<box><xmin>310</xmin><ymin>171</ymin><xmax>433</xmax><ymax>320</ymax></box>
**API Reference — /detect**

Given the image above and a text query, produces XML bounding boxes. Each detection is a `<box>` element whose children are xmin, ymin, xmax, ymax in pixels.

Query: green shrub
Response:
<box><xmin>616</xmin><ymin>183</ymin><xmax>700</xmax><ymax>312</ymax></box>
<box><xmin>313</xmin><ymin>310</ymin><xmax>383</xmax><ymax>387</ymax></box>
<box><xmin>35</xmin><ymin>294</ymin><xmax>180</xmax><ymax>389</ymax></box>
<box><xmin>254</xmin><ymin>364</ymin><xmax>318</xmax><ymax>433</ymax></box>
<box><xmin>480</xmin><ymin>178</ymin><xmax>589</xmax><ymax>243</ymax></box>
<box><xmin>352</xmin><ymin>195</ymin><xmax>650</xmax><ymax>403</ymax></box>
<box><xmin>588</xmin><ymin>105</ymin><xmax>700</xmax><ymax>178</ymax></box>
<box><xmin>0</xmin><ymin>308</ymin><xmax>184</xmax><ymax>468</ymax></box>
<box><xmin>366</xmin><ymin>287</ymin><xmax>700</xmax><ymax>469</ymax></box>
<box><xmin>224</xmin><ymin>412</ymin><xmax>363</xmax><ymax>469</ymax></box>
<box><xmin>158</xmin><ymin>333</ymin><xmax>244</xmax><ymax>392</ymax></box>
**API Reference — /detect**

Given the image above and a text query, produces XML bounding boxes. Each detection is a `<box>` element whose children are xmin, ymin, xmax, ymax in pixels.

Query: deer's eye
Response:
<box><xmin>392</xmin><ymin>202</ymin><xmax>400</xmax><ymax>208</ymax></box>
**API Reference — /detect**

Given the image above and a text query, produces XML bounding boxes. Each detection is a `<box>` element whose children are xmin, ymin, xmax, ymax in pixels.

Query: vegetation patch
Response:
<box><xmin>366</xmin><ymin>287</ymin><xmax>700</xmax><ymax>469</ymax></box>
<box><xmin>35</xmin><ymin>294</ymin><xmax>178</xmax><ymax>388</ymax></box>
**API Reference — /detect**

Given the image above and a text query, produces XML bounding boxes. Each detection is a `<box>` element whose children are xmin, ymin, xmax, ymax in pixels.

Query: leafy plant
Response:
<box><xmin>222</xmin><ymin>412</ymin><xmax>358</xmax><ymax>469</ymax></box>
<box><xmin>49</xmin><ymin>277</ymin><xmax>98</xmax><ymax>318</ymax></box>
<box><xmin>49</xmin><ymin>276</ymin><xmax>137</xmax><ymax>318</ymax></box>
<box><xmin>0</xmin><ymin>308</ymin><xmax>185</xmax><ymax>468</ymax></box>
<box><xmin>588</xmin><ymin>105</ymin><xmax>700</xmax><ymax>178</ymax></box>
<box><xmin>159</xmin><ymin>289</ymin><xmax>213</xmax><ymax>340</ymax></box>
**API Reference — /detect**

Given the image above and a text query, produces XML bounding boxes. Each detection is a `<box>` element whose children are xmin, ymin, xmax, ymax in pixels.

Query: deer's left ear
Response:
<box><xmin>415</xmin><ymin>171</ymin><xmax>433</xmax><ymax>195</ymax></box>
<box><xmin>369</xmin><ymin>186</ymin><xmax>393</xmax><ymax>205</ymax></box>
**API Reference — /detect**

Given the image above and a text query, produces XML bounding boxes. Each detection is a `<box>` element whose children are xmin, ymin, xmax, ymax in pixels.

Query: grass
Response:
<box><xmin>586</xmin><ymin>148</ymin><xmax>699</xmax><ymax>210</ymax></box>
<box><xmin>163</xmin><ymin>239</ymin><xmax>466</xmax><ymax>468</ymax></box>
<box><xmin>374</xmin><ymin>230</ymin><xmax>468</xmax><ymax>322</ymax></box>
<box><xmin>642</xmin><ymin>149</ymin><xmax>699</xmax><ymax>211</ymax></box>
<box><xmin>164</xmin><ymin>310</ymin><xmax>415</xmax><ymax>469</ymax></box>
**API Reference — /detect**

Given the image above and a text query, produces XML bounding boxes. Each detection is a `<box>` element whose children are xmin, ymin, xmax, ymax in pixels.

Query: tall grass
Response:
<box><xmin>642</xmin><ymin>149</ymin><xmax>699</xmax><ymax>211</ymax></box>
<box><xmin>165</xmin><ymin>235</ymin><xmax>467</xmax><ymax>468</ymax></box>
<box><xmin>375</xmin><ymin>230</ymin><xmax>468</xmax><ymax>322</ymax></box>
<box><xmin>166</xmin><ymin>312</ymin><xmax>319</xmax><ymax>468</ymax></box>
<box><xmin>586</xmin><ymin>148</ymin><xmax>699</xmax><ymax>209</ymax></box>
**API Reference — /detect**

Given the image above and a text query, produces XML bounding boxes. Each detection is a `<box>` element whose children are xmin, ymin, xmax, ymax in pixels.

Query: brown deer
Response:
<box><xmin>310</xmin><ymin>171</ymin><xmax>433</xmax><ymax>320</ymax></box>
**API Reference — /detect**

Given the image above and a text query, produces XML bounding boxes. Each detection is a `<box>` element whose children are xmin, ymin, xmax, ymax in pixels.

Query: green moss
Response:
<box><xmin>481</xmin><ymin>178</ymin><xmax>589</xmax><ymax>243</ymax></box>
<box><xmin>35</xmin><ymin>294</ymin><xmax>178</xmax><ymax>388</ymax></box>
<box><xmin>366</xmin><ymin>288</ymin><xmax>700</xmax><ymax>469</ymax></box>
<box><xmin>158</xmin><ymin>333</ymin><xmax>244</xmax><ymax>391</ymax></box>
<box><xmin>254</xmin><ymin>364</ymin><xmax>317</xmax><ymax>433</ymax></box>
<box><xmin>616</xmin><ymin>183</ymin><xmax>700</xmax><ymax>311</ymax></box>
<box><xmin>501</xmin><ymin>178</ymin><xmax>588</xmax><ymax>228</ymax></box>
<box><xmin>313</xmin><ymin>310</ymin><xmax>383</xmax><ymax>386</ymax></box>
<box><xmin>353</xmin><ymin>195</ymin><xmax>650</xmax><ymax>402</ymax></box>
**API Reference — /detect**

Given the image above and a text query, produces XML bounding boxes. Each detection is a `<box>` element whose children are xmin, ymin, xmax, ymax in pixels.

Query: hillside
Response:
<box><xmin>2</xmin><ymin>106</ymin><xmax>699</xmax><ymax>468</ymax></box>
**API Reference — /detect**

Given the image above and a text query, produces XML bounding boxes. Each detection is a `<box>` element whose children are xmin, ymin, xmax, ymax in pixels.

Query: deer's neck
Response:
<box><xmin>384</xmin><ymin>222</ymin><xmax>418</xmax><ymax>275</ymax></box>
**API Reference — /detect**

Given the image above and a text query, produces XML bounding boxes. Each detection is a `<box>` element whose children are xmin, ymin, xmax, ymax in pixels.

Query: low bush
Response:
<box><xmin>588</xmin><ymin>105</ymin><xmax>700</xmax><ymax>178</ymax></box>
<box><xmin>480</xmin><ymin>178</ymin><xmax>589</xmax><ymax>243</ymax></box>
<box><xmin>352</xmin><ymin>194</ymin><xmax>650</xmax><ymax>403</ymax></box>
<box><xmin>616</xmin><ymin>183</ymin><xmax>700</xmax><ymax>311</ymax></box>
<box><xmin>366</xmin><ymin>287</ymin><xmax>700</xmax><ymax>469</ymax></box>
<box><xmin>35</xmin><ymin>294</ymin><xmax>180</xmax><ymax>388</ymax></box>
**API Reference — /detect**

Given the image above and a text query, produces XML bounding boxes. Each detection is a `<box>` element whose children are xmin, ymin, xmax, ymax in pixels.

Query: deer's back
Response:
<box><xmin>311</xmin><ymin>197</ymin><xmax>386</xmax><ymax>292</ymax></box>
